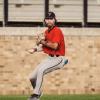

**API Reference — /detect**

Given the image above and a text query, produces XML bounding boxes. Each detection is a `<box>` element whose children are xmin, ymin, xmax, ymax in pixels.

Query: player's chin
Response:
<box><xmin>46</xmin><ymin>24</ymin><xmax>53</xmax><ymax>27</ymax></box>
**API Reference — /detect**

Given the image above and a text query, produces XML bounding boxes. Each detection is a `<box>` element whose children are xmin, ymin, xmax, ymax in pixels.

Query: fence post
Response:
<box><xmin>4</xmin><ymin>0</ymin><xmax>8</xmax><ymax>26</ymax></box>
<box><xmin>83</xmin><ymin>0</ymin><xmax>88</xmax><ymax>27</ymax></box>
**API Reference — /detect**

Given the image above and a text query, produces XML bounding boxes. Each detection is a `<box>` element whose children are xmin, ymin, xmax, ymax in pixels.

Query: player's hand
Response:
<box><xmin>36</xmin><ymin>39</ymin><xmax>44</xmax><ymax>46</ymax></box>
<box><xmin>27</xmin><ymin>48</ymin><xmax>36</xmax><ymax>54</ymax></box>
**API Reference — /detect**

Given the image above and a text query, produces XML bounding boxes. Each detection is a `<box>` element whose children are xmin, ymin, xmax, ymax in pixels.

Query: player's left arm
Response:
<box><xmin>40</xmin><ymin>40</ymin><xmax>58</xmax><ymax>50</ymax></box>
<box><xmin>39</xmin><ymin>30</ymin><xmax>62</xmax><ymax>50</ymax></box>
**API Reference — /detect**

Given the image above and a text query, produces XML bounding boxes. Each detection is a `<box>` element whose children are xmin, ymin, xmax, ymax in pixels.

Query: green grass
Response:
<box><xmin>0</xmin><ymin>94</ymin><xmax>100</xmax><ymax>100</ymax></box>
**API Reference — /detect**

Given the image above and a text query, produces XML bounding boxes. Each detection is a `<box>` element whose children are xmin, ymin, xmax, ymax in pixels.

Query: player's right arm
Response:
<box><xmin>28</xmin><ymin>44</ymin><xmax>43</xmax><ymax>54</ymax></box>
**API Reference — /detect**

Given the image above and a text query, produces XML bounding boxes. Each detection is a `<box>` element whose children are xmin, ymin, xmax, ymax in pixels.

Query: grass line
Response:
<box><xmin>0</xmin><ymin>94</ymin><xmax>100</xmax><ymax>100</ymax></box>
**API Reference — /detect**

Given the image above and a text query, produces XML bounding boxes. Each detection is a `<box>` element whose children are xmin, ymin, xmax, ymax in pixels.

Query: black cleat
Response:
<box><xmin>28</xmin><ymin>94</ymin><xmax>40</xmax><ymax>100</ymax></box>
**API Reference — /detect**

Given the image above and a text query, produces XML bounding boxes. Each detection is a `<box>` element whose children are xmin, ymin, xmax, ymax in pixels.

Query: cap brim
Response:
<box><xmin>45</xmin><ymin>17</ymin><xmax>54</xmax><ymax>19</ymax></box>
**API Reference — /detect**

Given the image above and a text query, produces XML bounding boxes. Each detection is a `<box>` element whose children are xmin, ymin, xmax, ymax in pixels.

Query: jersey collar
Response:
<box><xmin>48</xmin><ymin>25</ymin><xmax>56</xmax><ymax>33</ymax></box>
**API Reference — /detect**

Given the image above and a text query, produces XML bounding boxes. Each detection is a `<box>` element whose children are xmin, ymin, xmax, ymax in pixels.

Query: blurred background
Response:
<box><xmin>0</xmin><ymin>0</ymin><xmax>100</xmax><ymax>96</ymax></box>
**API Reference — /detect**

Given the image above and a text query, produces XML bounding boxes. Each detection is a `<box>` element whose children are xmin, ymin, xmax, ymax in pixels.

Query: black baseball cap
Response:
<box><xmin>45</xmin><ymin>12</ymin><xmax>56</xmax><ymax>19</ymax></box>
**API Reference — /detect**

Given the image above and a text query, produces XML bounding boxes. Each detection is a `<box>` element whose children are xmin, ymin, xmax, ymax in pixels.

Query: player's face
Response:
<box><xmin>45</xmin><ymin>18</ymin><xmax>55</xmax><ymax>27</ymax></box>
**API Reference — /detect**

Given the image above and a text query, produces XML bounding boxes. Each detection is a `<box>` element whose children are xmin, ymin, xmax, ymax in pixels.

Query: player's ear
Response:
<box><xmin>54</xmin><ymin>18</ymin><xmax>57</xmax><ymax>24</ymax></box>
<box><xmin>52</xmin><ymin>18</ymin><xmax>57</xmax><ymax>25</ymax></box>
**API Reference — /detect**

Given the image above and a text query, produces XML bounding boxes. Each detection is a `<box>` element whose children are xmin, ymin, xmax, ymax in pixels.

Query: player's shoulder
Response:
<box><xmin>54</xmin><ymin>26</ymin><xmax>63</xmax><ymax>35</ymax></box>
<box><xmin>54</xmin><ymin>26</ymin><xmax>61</xmax><ymax>31</ymax></box>
<box><xmin>44</xmin><ymin>28</ymin><xmax>48</xmax><ymax>33</ymax></box>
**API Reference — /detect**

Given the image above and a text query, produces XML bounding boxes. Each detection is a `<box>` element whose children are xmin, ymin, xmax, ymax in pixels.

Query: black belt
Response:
<box><xmin>49</xmin><ymin>54</ymin><xmax>59</xmax><ymax>57</ymax></box>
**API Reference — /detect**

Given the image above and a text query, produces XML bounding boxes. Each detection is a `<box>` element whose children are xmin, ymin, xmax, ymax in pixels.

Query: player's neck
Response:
<box><xmin>48</xmin><ymin>25</ymin><xmax>55</xmax><ymax>32</ymax></box>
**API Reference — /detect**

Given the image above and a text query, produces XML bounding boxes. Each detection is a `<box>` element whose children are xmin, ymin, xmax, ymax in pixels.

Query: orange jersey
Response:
<box><xmin>43</xmin><ymin>26</ymin><xmax>65</xmax><ymax>56</ymax></box>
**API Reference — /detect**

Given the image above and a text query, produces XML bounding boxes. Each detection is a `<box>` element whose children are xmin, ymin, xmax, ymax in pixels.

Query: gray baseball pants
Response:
<box><xmin>29</xmin><ymin>56</ymin><xmax>66</xmax><ymax>95</ymax></box>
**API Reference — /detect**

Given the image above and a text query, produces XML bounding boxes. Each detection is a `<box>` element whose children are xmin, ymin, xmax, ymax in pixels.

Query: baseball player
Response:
<box><xmin>28</xmin><ymin>12</ymin><xmax>68</xmax><ymax>100</ymax></box>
